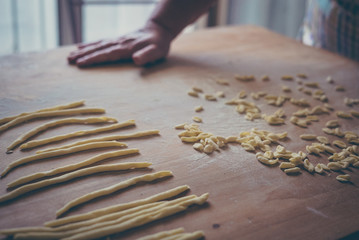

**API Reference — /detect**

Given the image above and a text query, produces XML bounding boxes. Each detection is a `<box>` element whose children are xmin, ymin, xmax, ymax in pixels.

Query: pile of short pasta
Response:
<box><xmin>179</xmin><ymin>74</ymin><xmax>359</xmax><ymax>183</ymax></box>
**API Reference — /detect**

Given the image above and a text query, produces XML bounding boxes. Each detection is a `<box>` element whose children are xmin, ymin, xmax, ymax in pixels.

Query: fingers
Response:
<box><xmin>132</xmin><ymin>44</ymin><xmax>167</xmax><ymax>66</ymax></box>
<box><xmin>75</xmin><ymin>45</ymin><xmax>133</xmax><ymax>67</ymax></box>
<box><xmin>68</xmin><ymin>40</ymin><xmax>118</xmax><ymax>64</ymax></box>
<box><xmin>77</xmin><ymin>40</ymin><xmax>102</xmax><ymax>49</ymax></box>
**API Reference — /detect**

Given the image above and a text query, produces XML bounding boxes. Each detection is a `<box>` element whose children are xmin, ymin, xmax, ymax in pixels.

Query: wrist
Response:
<box><xmin>144</xmin><ymin>19</ymin><xmax>178</xmax><ymax>41</ymax></box>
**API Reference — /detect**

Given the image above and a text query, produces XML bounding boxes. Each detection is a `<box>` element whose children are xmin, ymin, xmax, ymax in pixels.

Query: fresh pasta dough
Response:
<box><xmin>0</xmin><ymin>100</ymin><xmax>85</xmax><ymax>125</ymax></box>
<box><xmin>0</xmin><ymin>161</ymin><xmax>149</xmax><ymax>203</ymax></box>
<box><xmin>45</xmin><ymin>185</ymin><xmax>190</xmax><ymax>227</ymax></box>
<box><xmin>56</xmin><ymin>171</ymin><xmax>173</xmax><ymax>217</ymax></box>
<box><xmin>7</xmin><ymin>147</ymin><xmax>137</xmax><ymax>189</ymax></box>
<box><xmin>7</xmin><ymin>116</ymin><xmax>118</xmax><ymax>152</ymax></box>
<box><xmin>1</xmin><ymin>142</ymin><xmax>130</xmax><ymax>178</ymax></box>
<box><xmin>19</xmin><ymin>119</ymin><xmax>135</xmax><ymax>150</ymax></box>
<box><xmin>0</xmin><ymin>107</ymin><xmax>105</xmax><ymax>133</ymax></box>
<box><xmin>37</xmin><ymin>129</ymin><xmax>160</xmax><ymax>154</ymax></box>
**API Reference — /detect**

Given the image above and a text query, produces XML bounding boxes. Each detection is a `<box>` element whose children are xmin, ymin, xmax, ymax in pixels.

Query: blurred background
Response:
<box><xmin>0</xmin><ymin>0</ymin><xmax>306</xmax><ymax>56</ymax></box>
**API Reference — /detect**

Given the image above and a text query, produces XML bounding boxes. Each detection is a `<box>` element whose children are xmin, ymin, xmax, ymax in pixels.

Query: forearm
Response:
<box><xmin>146</xmin><ymin>0</ymin><xmax>218</xmax><ymax>39</ymax></box>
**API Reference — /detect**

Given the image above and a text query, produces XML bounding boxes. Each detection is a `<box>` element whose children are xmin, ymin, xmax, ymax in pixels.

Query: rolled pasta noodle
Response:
<box><xmin>0</xmin><ymin>100</ymin><xmax>85</xmax><ymax>125</ymax></box>
<box><xmin>45</xmin><ymin>185</ymin><xmax>190</xmax><ymax>227</ymax></box>
<box><xmin>6</xmin><ymin>116</ymin><xmax>118</xmax><ymax>152</ymax></box>
<box><xmin>161</xmin><ymin>231</ymin><xmax>204</xmax><ymax>240</ymax></box>
<box><xmin>56</xmin><ymin>171</ymin><xmax>173</xmax><ymax>217</ymax></box>
<box><xmin>61</xmin><ymin>193</ymin><xmax>209</xmax><ymax>240</ymax></box>
<box><xmin>5</xmin><ymin>195</ymin><xmax>199</xmax><ymax>239</ymax></box>
<box><xmin>136</xmin><ymin>228</ymin><xmax>185</xmax><ymax>240</ymax></box>
<box><xmin>53</xmin><ymin>196</ymin><xmax>195</xmax><ymax>233</ymax></box>
<box><xmin>19</xmin><ymin>120</ymin><xmax>135</xmax><ymax>150</ymax></box>
<box><xmin>0</xmin><ymin>107</ymin><xmax>105</xmax><ymax>133</ymax></box>
<box><xmin>8</xmin><ymin>148</ymin><xmax>138</xmax><ymax>188</ymax></box>
<box><xmin>1</xmin><ymin>142</ymin><xmax>130</xmax><ymax>178</ymax></box>
<box><xmin>37</xmin><ymin>129</ymin><xmax>160</xmax><ymax>154</ymax></box>
<box><xmin>0</xmin><ymin>161</ymin><xmax>149</xmax><ymax>203</ymax></box>
<box><xmin>12</xmin><ymin>194</ymin><xmax>208</xmax><ymax>240</ymax></box>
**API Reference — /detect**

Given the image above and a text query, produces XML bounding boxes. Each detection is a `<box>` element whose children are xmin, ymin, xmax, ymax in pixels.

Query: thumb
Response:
<box><xmin>132</xmin><ymin>44</ymin><xmax>167</xmax><ymax>66</ymax></box>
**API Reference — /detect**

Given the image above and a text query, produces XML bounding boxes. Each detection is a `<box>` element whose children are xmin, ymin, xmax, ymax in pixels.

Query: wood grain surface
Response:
<box><xmin>0</xmin><ymin>26</ymin><xmax>358</xmax><ymax>240</ymax></box>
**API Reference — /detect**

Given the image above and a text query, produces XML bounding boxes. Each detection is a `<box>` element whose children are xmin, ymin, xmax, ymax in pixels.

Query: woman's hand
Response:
<box><xmin>67</xmin><ymin>21</ymin><xmax>174</xmax><ymax>67</ymax></box>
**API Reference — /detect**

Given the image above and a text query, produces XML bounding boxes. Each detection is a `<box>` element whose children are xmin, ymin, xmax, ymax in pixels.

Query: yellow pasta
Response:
<box><xmin>10</xmin><ymin>195</ymin><xmax>206</xmax><ymax>240</ymax></box>
<box><xmin>49</xmin><ymin>196</ymin><xmax>196</xmax><ymax>235</ymax></box>
<box><xmin>0</xmin><ymin>100</ymin><xmax>85</xmax><ymax>125</ymax></box>
<box><xmin>0</xmin><ymin>162</ymin><xmax>150</xmax><ymax>204</ymax></box>
<box><xmin>36</xmin><ymin>129</ymin><xmax>159</xmax><ymax>154</ymax></box>
<box><xmin>0</xmin><ymin>107</ymin><xmax>105</xmax><ymax>133</ymax></box>
<box><xmin>19</xmin><ymin>120</ymin><xmax>135</xmax><ymax>150</ymax></box>
<box><xmin>1</xmin><ymin>142</ymin><xmax>130</xmax><ymax>178</ymax></box>
<box><xmin>61</xmin><ymin>194</ymin><xmax>209</xmax><ymax>240</ymax></box>
<box><xmin>8</xmin><ymin>148</ymin><xmax>139</xmax><ymax>188</ymax></box>
<box><xmin>6</xmin><ymin>116</ymin><xmax>118</xmax><ymax>152</ymax></box>
<box><xmin>45</xmin><ymin>185</ymin><xmax>190</xmax><ymax>227</ymax></box>
<box><xmin>136</xmin><ymin>228</ymin><xmax>185</xmax><ymax>240</ymax></box>
<box><xmin>56</xmin><ymin>171</ymin><xmax>173</xmax><ymax>217</ymax></box>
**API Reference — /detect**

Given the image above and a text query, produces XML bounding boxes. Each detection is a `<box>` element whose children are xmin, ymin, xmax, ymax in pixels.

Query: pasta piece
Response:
<box><xmin>325</xmin><ymin>120</ymin><xmax>339</xmax><ymax>128</ymax></box>
<box><xmin>161</xmin><ymin>231</ymin><xmax>204</xmax><ymax>240</ymax></box>
<box><xmin>61</xmin><ymin>194</ymin><xmax>209</xmax><ymax>240</ymax></box>
<box><xmin>304</xmin><ymin>82</ymin><xmax>319</xmax><ymax>88</ymax></box>
<box><xmin>336</xmin><ymin>111</ymin><xmax>353</xmax><ymax>119</ymax></box>
<box><xmin>336</xmin><ymin>174</ymin><xmax>351</xmax><ymax>182</ymax></box>
<box><xmin>6</xmin><ymin>117</ymin><xmax>118</xmax><ymax>152</ymax></box>
<box><xmin>0</xmin><ymin>162</ymin><xmax>149</xmax><ymax>203</ymax></box>
<box><xmin>335</xmin><ymin>85</ymin><xmax>345</xmax><ymax>91</ymax></box>
<box><xmin>0</xmin><ymin>107</ymin><xmax>105</xmax><ymax>133</ymax></box>
<box><xmin>187</xmin><ymin>91</ymin><xmax>199</xmax><ymax>97</ymax></box>
<box><xmin>174</xmin><ymin>123</ymin><xmax>187</xmax><ymax>130</ymax></box>
<box><xmin>45</xmin><ymin>185</ymin><xmax>190</xmax><ymax>227</ymax></box>
<box><xmin>236</xmin><ymin>75</ymin><xmax>255</xmax><ymax>82</ymax></box>
<box><xmin>297</xmin><ymin>73</ymin><xmax>307</xmax><ymax>79</ymax></box>
<box><xmin>281</xmin><ymin>75</ymin><xmax>293</xmax><ymax>81</ymax></box>
<box><xmin>279</xmin><ymin>162</ymin><xmax>295</xmax><ymax>169</ymax></box>
<box><xmin>194</xmin><ymin>106</ymin><xmax>203</xmax><ymax>112</ymax></box>
<box><xmin>204</xmin><ymin>94</ymin><xmax>216</xmax><ymax>101</ymax></box>
<box><xmin>327</xmin><ymin>162</ymin><xmax>342</xmax><ymax>171</ymax></box>
<box><xmin>316</xmin><ymin>136</ymin><xmax>329</xmax><ymax>144</ymax></box>
<box><xmin>1</xmin><ymin>142</ymin><xmax>131</xmax><ymax>178</ymax></box>
<box><xmin>333</xmin><ymin>140</ymin><xmax>346</xmax><ymax>149</ymax></box>
<box><xmin>0</xmin><ymin>100</ymin><xmax>85</xmax><ymax>125</ymax></box>
<box><xmin>13</xmin><ymin>194</ymin><xmax>208</xmax><ymax>240</ymax></box>
<box><xmin>192</xmin><ymin>87</ymin><xmax>203</xmax><ymax>93</ymax></box>
<box><xmin>350</xmin><ymin>110</ymin><xmax>359</xmax><ymax>118</ymax></box>
<box><xmin>300</xmin><ymin>134</ymin><xmax>317</xmax><ymax>141</ymax></box>
<box><xmin>284</xmin><ymin>167</ymin><xmax>301</xmax><ymax>174</ymax></box>
<box><xmin>216</xmin><ymin>79</ymin><xmax>229</xmax><ymax>85</ymax></box>
<box><xmin>58</xmin><ymin>196</ymin><xmax>196</xmax><ymax>233</ymax></box>
<box><xmin>3</xmin><ymin>196</ymin><xmax>196</xmax><ymax>237</ymax></box>
<box><xmin>326</xmin><ymin>76</ymin><xmax>334</xmax><ymax>83</ymax></box>
<box><xmin>56</xmin><ymin>171</ymin><xmax>174</xmax><ymax>217</ymax></box>
<box><xmin>216</xmin><ymin>91</ymin><xmax>225</xmax><ymax>98</ymax></box>
<box><xmin>136</xmin><ymin>228</ymin><xmax>185</xmax><ymax>240</ymax></box>
<box><xmin>192</xmin><ymin>117</ymin><xmax>202</xmax><ymax>123</ymax></box>
<box><xmin>303</xmin><ymin>159</ymin><xmax>314</xmax><ymax>172</ymax></box>
<box><xmin>8</xmin><ymin>148</ymin><xmax>138</xmax><ymax>188</ymax></box>
<box><xmin>261</xmin><ymin>75</ymin><xmax>270</xmax><ymax>81</ymax></box>
<box><xmin>37</xmin><ymin>129</ymin><xmax>159</xmax><ymax>153</ymax></box>
<box><xmin>19</xmin><ymin>120</ymin><xmax>135</xmax><ymax>150</ymax></box>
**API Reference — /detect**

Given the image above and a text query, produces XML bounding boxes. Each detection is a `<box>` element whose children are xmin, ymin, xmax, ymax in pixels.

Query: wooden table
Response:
<box><xmin>0</xmin><ymin>26</ymin><xmax>358</xmax><ymax>240</ymax></box>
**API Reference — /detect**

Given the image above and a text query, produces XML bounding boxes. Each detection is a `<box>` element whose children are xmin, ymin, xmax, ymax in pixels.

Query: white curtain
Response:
<box><xmin>227</xmin><ymin>0</ymin><xmax>307</xmax><ymax>39</ymax></box>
